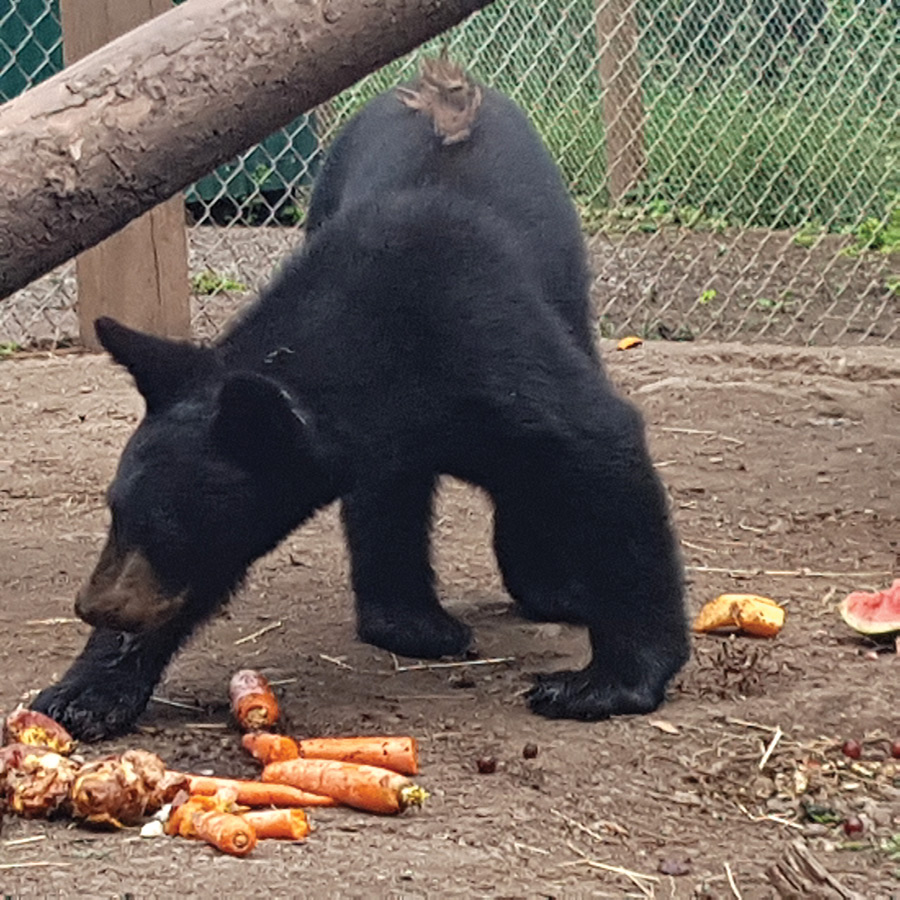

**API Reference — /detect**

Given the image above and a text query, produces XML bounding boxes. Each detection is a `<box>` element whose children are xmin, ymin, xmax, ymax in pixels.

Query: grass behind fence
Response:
<box><xmin>328</xmin><ymin>0</ymin><xmax>898</xmax><ymax>235</ymax></box>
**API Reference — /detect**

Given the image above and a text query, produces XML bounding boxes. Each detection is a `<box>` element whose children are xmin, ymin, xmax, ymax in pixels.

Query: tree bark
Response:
<box><xmin>0</xmin><ymin>0</ymin><xmax>495</xmax><ymax>301</ymax></box>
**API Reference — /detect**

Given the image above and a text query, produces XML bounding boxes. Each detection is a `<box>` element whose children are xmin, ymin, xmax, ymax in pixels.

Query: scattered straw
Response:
<box><xmin>564</xmin><ymin>842</ymin><xmax>658</xmax><ymax>896</ymax></box>
<box><xmin>3</xmin><ymin>836</ymin><xmax>46</xmax><ymax>847</ymax></box>
<box><xmin>758</xmin><ymin>726</ymin><xmax>783</xmax><ymax>770</ymax></box>
<box><xmin>724</xmin><ymin>862</ymin><xmax>743</xmax><ymax>899</ymax></box>
<box><xmin>513</xmin><ymin>841</ymin><xmax>550</xmax><ymax>855</ymax></box>
<box><xmin>234</xmin><ymin>620</ymin><xmax>283</xmax><ymax>645</ymax></box>
<box><xmin>736</xmin><ymin>802</ymin><xmax>804</xmax><ymax>830</ymax></box>
<box><xmin>319</xmin><ymin>654</ymin><xmax>354</xmax><ymax>670</ymax></box>
<box><xmin>150</xmin><ymin>695</ymin><xmax>201</xmax><ymax>711</ymax></box>
<box><xmin>0</xmin><ymin>862</ymin><xmax>69</xmax><ymax>870</ymax></box>
<box><xmin>392</xmin><ymin>656</ymin><xmax>514</xmax><ymax>672</ymax></box>
<box><xmin>551</xmin><ymin>808</ymin><xmax>610</xmax><ymax>845</ymax></box>
<box><xmin>681</xmin><ymin>539</ymin><xmax>719</xmax><ymax>554</ymax></box>
<box><xmin>661</xmin><ymin>427</ymin><xmax>717</xmax><ymax>436</ymax></box>
<box><xmin>686</xmin><ymin>565</ymin><xmax>891</xmax><ymax>579</ymax></box>
<box><xmin>24</xmin><ymin>617</ymin><xmax>81</xmax><ymax>626</ymax></box>
<box><xmin>723</xmin><ymin>716</ymin><xmax>784</xmax><ymax>735</ymax></box>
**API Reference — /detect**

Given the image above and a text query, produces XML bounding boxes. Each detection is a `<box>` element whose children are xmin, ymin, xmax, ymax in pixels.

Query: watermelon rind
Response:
<box><xmin>839</xmin><ymin>579</ymin><xmax>900</xmax><ymax>635</ymax></box>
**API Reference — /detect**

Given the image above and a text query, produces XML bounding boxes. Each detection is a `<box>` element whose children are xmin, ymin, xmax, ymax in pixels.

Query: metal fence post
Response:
<box><xmin>596</xmin><ymin>0</ymin><xmax>647</xmax><ymax>205</ymax></box>
<box><xmin>60</xmin><ymin>0</ymin><xmax>190</xmax><ymax>349</ymax></box>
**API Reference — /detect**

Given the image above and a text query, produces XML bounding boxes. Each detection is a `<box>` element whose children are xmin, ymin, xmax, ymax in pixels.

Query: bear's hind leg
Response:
<box><xmin>520</xmin><ymin>460</ymin><xmax>688</xmax><ymax>720</ymax></box>
<box><xmin>343</xmin><ymin>473</ymin><xmax>471</xmax><ymax>659</ymax></box>
<box><xmin>493</xmin><ymin>502</ymin><xmax>588</xmax><ymax>624</ymax></box>
<box><xmin>486</xmin><ymin>385</ymin><xmax>688</xmax><ymax>720</ymax></box>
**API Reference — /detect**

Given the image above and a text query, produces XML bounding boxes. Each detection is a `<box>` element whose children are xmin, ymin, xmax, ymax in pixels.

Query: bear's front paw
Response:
<box><xmin>526</xmin><ymin>668</ymin><xmax>665</xmax><ymax>721</ymax></box>
<box><xmin>32</xmin><ymin>677</ymin><xmax>153</xmax><ymax>742</ymax></box>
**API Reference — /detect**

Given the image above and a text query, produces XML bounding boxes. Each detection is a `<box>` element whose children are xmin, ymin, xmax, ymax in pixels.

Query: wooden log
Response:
<box><xmin>61</xmin><ymin>0</ymin><xmax>191</xmax><ymax>347</ymax></box>
<box><xmin>0</xmin><ymin>0</ymin><xmax>495</xmax><ymax>300</ymax></box>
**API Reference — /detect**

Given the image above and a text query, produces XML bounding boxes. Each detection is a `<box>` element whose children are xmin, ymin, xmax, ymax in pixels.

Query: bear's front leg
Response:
<box><xmin>342</xmin><ymin>473</ymin><xmax>472</xmax><ymax>659</ymax></box>
<box><xmin>31</xmin><ymin>623</ymin><xmax>185</xmax><ymax>741</ymax></box>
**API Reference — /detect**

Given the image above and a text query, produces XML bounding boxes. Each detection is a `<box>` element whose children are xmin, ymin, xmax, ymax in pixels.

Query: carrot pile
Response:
<box><xmin>0</xmin><ymin>669</ymin><xmax>429</xmax><ymax>858</ymax></box>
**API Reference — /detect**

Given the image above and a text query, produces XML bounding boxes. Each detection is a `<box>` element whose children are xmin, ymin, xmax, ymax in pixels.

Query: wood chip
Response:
<box><xmin>649</xmin><ymin>719</ymin><xmax>680</xmax><ymax>735</ymax></box>
<box><xmin>767</xmin><ymin>840</ymin><xmax>865</xmax><ymax>899</ymax></box>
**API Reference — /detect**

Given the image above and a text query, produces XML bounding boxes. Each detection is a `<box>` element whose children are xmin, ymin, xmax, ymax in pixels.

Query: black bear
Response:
<box><xmin>33</xmin><ymin>59</ymin><xmax>688</xmax><ymax>741</ymax></box>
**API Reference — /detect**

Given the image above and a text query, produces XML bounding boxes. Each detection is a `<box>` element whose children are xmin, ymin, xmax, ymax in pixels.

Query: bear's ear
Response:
<box><xmin>212</xmin><ymin>372</ymin><xmax>312</xmax><ymax>475</ymax></box>
<box><xmin>95</xmin><ymin>317</ymin><xmax>215</xmax><ymax>414</ymax></box>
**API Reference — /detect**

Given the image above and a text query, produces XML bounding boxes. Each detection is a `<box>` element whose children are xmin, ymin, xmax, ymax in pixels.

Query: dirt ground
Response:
<box><xmin>0</xmin><ymin>341</ymin><xmax>897</xmax><ymax>897</ymax></box>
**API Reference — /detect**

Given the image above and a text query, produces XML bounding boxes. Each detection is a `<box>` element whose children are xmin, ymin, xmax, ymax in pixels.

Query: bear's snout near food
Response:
<box><xmin>75</xmin><ymin>535</ymin><xmax>185</xmax><ymax>632</ymax></box>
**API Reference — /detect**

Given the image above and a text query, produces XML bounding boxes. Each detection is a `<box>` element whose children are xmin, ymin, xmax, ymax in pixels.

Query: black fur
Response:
<box><xmin>34</xmin><ymin>69</ymin><xmax>688</xmax><ymax>740</ymax></box>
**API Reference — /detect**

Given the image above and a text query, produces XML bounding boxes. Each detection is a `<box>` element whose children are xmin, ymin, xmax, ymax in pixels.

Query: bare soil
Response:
<box><xmin>2</xmin><ymin>226</ymin><xmax>896</xmax><ymax>348</ymax></box>
<box><xmin>0</xmin><ymin>341</ymin><xmax>897</xmax><ymax>898</ymax></box>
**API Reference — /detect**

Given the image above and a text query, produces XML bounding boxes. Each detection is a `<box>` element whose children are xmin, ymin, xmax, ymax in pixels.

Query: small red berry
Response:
<box><xmin>843</xmin><ymin>816</ymin><xmax>864</xmax><ymax>837</ymax></box>
<box><xmin>891</xmin><ymin>739</ymin><xmax>900</xmax><ymax>759</ymax></box>
<box><xmin>522</xmin><ymin>743</ymin><xmax>539</xmax><ymax>760</ymax></box>
<box><xmin>841</xmin><ymin>739</ymin><xmax>862</xmax><ymax>760</ymax></box>
<box><xmin>476</xmin><ymin>756</ymin><xmax>497</xmax><ymax>774</ymax></box>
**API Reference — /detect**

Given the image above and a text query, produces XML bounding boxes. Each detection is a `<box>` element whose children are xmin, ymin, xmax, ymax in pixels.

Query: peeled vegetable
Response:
<box><xmin>693</xmin><ymin>593</ymin><xmax>785</xmax><ymax>637</ymax></box>
<box><xmin>4</xmin><ymin>708</ymin><xmax>75</xmax><ymax>755</ymax></box>
<box><xmin>0</xmin><ymin>744</ymin><xmax>80</xmax><ymax>818</ymax></box>
<box><xmin>70</xmin><ymin>750</ymin><xmax>188</xmax><ymax>827</ymax></box>
<box><xmin>839</xmin><ymin>579</ymin><xmax>900</xmax><ymax>636</ymax></box>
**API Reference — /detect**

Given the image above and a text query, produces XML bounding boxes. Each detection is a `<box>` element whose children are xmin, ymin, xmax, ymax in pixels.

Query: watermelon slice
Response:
<box><xmin>839</xmin><ymin>579</ymin><xmax>900</xmax><ymax>635</ymax></box>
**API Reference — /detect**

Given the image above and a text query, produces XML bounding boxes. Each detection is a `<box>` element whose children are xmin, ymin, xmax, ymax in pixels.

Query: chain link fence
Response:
<box><xmin>1</xmin><ymin>0</ymin><xmax>897</xmax><ymax>348</ymax></box>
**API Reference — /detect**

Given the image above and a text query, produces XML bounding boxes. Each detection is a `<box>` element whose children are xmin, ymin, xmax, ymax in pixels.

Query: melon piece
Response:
<box><xmin>693</xmin><ymin>593</ymin><xmax>785</xmax><ymax>638</ymax></box>
<box><xmin>839</xmin><ymin>579</ymin><xmax>900</xmax><ymax>636</ymax></box>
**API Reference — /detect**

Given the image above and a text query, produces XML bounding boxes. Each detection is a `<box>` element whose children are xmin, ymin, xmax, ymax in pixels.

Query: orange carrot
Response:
<box><xmin>242</xmin><ymin>732</ymin><xmax>299</xmax><ymax>764</ymax></box>
<box><xmin>186</xmin><ymin>774</ymin><xmax>337</xmax><ymax>807</ymax></box>
<box><xmin>242</xmin><ymin>808</ymin><xmax>311</xmax><ymax>840</ymax></box>
<box><xmin>229</xmin><ymin>669</ymin><xmax>279</xmax><ymax>731</ymax></box>
<box><xmin>165</xmin><ymin>795</ymin><xmax>218</xmax><ymax>837</ymax></box>
<box><xmin>296</xmin><ymin>736</ymin><xmax>419</xmax><ymax>776</ymax></box>
<box><xmin>262</xmin><ymin>758</ymin><xmax>428</xmax><ymax>814</ymax></box>
<box><xmin>191</xmin><ymin>808</ymin><xmax>257</xmax><ymax>856</ymax></box>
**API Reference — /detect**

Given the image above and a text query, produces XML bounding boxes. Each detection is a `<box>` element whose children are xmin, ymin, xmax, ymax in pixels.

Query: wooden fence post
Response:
<box><xmin>595</xmin><ymin>0</ymin><xmax>647</xmax><ymax>205</ymax></box>
<box><xmin>61</xmin><ymin>0</ymin><xmax>190</xmax><ymax>349</ymax></box>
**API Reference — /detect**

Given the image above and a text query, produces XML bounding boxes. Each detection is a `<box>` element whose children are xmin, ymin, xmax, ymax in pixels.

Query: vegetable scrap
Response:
<box><xmin>241</xmin><ymin>732</ymin><xmax>300</xmax><ymax>765</ymax></box>
<box><xmin>839</xmin><ymin>578</ymin><xmax>900</xmax><ymax>636</ymax></box>
<box><xmin>166</xmin><ymin>793</ymin><xmax>257</xmax><ymax>856</ymax></box>
<box><xmin>262</xmin><ymin>758</ymin><xmax>428</xmax><ymax>814</ymax></box>
<box><xmin>0</xmin><ymin>697</ymin><xmax>428</xmax><ymax>858</ymax></box>
<box><xmin>229</xmin><ymin>669</ymin><xmax>280</xmax><ymax>731</ymax></box>
<box><xmin>616</xmin><ymin>335</ymin><xmax>643</xmax><ymax>350</ymax></box>
<box><xmin>693</xmin><ymin>593</ymin><xmax>786</xmax><ymax>638</ymax></box>
<box><xmin>0</xmin><ymin>744</ymin><xmax>79</xmax><ymax>818</ymax></box>
<box><xmin>275</xmin><ymin>735</ymin><xmax>419</xmax><ymax>776</ymax></box>
<box><xmin>70</xmin><ymin>750</ymin><xmax>188</xmax><ymax>828</ymax></box>
<box><xmin>3</xmin><ymin>708</ymin><xmax>76</xmax><ymax>755</ymax></box>
<box><xmin>242</xmin><ymin>807</ymin><xmax>311</xmax><ymax>840</ymax></box>
<box><xmin>186</xmin><ymin>774</ymin><xmax>336</xmax><ymax>808</ymax></box>
<box><xmin>242</xmin><ymin>732</ymin><xmax>419</xmax><ymax>775</ymax></box>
